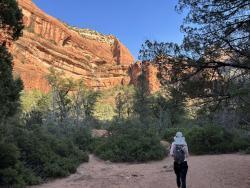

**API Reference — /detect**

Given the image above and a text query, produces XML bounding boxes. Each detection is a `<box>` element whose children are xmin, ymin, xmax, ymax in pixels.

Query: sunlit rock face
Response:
<box><xmin>11</xmin><ymin>0</ymin><xmax>134</xmax><ymax>92</ymax></box>
<box><xmin>130</xmin><ymin>61</ymin><xmax>161</xmax><ymax>93</ymax></box>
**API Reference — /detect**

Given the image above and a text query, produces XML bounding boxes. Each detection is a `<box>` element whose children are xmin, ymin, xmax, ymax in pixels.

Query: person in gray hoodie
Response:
<box><xmin>170</xmin><ymin>132</ymin><xmax>189</xmax><ymax>188</ymax></box>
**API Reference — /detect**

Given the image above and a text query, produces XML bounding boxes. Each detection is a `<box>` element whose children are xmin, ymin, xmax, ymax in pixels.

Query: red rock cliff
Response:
<box><xmin>11</xmin><ymin>0</ymin><xmax>134</xmax><ymax>91</ymax></box>
<box><xmin>130</xmin><ymin>62</ymin><xmax>161</xmax><ymax>93</ymax></box>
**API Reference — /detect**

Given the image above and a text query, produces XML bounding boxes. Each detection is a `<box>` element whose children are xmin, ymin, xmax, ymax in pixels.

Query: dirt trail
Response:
<box><xmin>32</xmin><ymin>154</ymin><xmax>250</xmax><ymax>188</ymax></box>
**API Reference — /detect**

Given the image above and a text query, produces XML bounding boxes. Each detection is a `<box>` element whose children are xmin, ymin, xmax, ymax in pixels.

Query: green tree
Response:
<box><xmin>133</xmin><ymin>70</ymin><xmax>153</xmax><ymax>125</ymax></box>
<box><xmin>122</xmin><ymin>86</ymin><xmax>135</xmax><ymax>118</ymax></box>
<box><xmin>114</xmin><ymin>86</ymin><xmax>134</xmax><ymax>120</ymax></box>
<box><xmin>0</xmin><ymin>0</ymin><xmax>24</xmax><ymax>123</ymax></box>
<box><xmin>47</xmin><ymin>68</ymin><xmax>99</xmax><ymax>124</ymax></box>
<box><xmin>82</xmin><ymin>90</ymin><xmax>99</xmax><ymax>119</ymax></box>
<box><xmin>0</xmin><ymin>1</ymin><xmax>25</xmax><ymax>185</ymax></box>
<box><xmin>71</xmin><ymin>80</ymin><xmax>99</xmax><ymax>124</ymax></box>
<box><xmin>47</xmin><ymin>68</ymin><xmax>76</xmax><ymax>122</ymax></box>
<box><xmin>151</xmin><ymin>94</ymin><xmax>169</xmax><ymax>131</ymax></box>
<box><xmin>0</xmin><ymin>142</ymin><xmax>26</xmax><ymax>187</ymax></box>
<box><xmin>152</xmin><ymin>88</ymin><xmax>186</xmax><ymax>130</ymax></box>
<box><xmin>0</xmin><ymin>47</ymin><xmax>23</xmax><ymax>123</ymax></box>
<box><xmin>139</xmin><ymin>0</ymin><xmax>250</xmax><ymax>127</ymax></box>
<box><xmin>140</xmin><ymin>0</ymin><xmax>250</xmax><ymax>72</ymax></box>
<box><xmin>21</xmin><ymin>90</ymin><xmax>51</xmax><ymax>113</ymax></box>
<box><xmin>115</xmin><ymin>92</ymin><xmax>126</xmax><ymax>119</ymax></box>
<box><xmin>0</xmin><ymin>0</ymin><xmax>24</xmax><ymax>42</ymax></box>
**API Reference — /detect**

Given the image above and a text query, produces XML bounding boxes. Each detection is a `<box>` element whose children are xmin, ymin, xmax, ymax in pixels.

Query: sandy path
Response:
<box><xmin>31</xmin><ymin>154</ymin><xmax>250</xmax><ymax>188</ymax></box>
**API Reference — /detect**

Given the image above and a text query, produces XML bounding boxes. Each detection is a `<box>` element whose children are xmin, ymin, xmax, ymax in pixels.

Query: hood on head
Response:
<box><xmin>174</xmin><ymin>132</ymin><xmax>186</xmax><ymax>145</ymax></box>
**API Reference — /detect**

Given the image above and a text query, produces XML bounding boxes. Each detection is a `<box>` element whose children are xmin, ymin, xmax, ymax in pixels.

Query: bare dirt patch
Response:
<box><xmin>31</xmin><ymin>154</ymin><xmax>250</xmax><ymax>188</ymax></box>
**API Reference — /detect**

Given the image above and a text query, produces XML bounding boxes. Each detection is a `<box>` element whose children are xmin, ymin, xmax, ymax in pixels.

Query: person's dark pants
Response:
<box><xmin>174</xmin><ymin>161</ymin><xmax>188</xmax><ymax>188</ymax></box>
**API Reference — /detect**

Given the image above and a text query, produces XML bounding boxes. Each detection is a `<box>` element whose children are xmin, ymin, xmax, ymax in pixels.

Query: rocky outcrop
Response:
<box><xmin>160</xmin><ymin>140</ymin><xmax>170</xmax><ymax>152</ymax></box>
<box><xmin>130</xmin><ymin>61</ymin><xmax>161</xmax><ymax>93</ymax></box>
<box><xmin>11</xmin><ymin>0</ymin><xmax>134</xmax><ymax>91</ymax></box>
<box><xmin>91</xmin><ymin>129</ymin><xmax>109</xmax><ymax>138</ymax></box>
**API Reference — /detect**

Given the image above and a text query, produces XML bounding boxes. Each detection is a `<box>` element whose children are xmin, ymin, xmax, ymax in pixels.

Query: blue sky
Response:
<box><xmin>33</xmin><ymin>0</ymin><xmax>185</xmax><ymax>60</ymax></box>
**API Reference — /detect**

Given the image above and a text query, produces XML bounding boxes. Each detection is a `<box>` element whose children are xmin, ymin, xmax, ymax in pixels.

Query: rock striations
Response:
<box><xmin>11</xmin><ymin>0</ymin><xmax>134</xmax><ymax>91</ymax></box>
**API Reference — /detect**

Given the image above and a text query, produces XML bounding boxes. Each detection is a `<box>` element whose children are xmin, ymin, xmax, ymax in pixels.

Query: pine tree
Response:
<box><xmin>133</xmin><ymin>70</ymin><xmax>153</xmax><ymax>126</ymax></box>
<box><xmin>0</xmin><ymin>0</ymin><xmax>24</xmax><ymax>123</ymax></box>
<box><xmin>139</xmin><ymin>0</ymin><xmax>250</xmax><ymax>127</ymax></box>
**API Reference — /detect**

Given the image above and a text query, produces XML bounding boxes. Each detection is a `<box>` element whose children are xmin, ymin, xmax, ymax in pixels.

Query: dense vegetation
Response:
<box><xmin>163</xmin><ymin>126</ymin><xmax>250</xmax><ymax>155</ymax></box>
<box><xmin>0</xmin><ymin>0</ymin><xmax>23</xmax><ymax>123</ymax></box>
<box><xmin>0</xmin><ymin>72</ymin><xmax>95</xmax><ymax>187</ymax></box>
<box><xmin>0</xmin><ymin>122</ymin><xmax>91</xmax><ymax>187</ymax></box>
<box><xmin>0</xmin><ymin>1</ymin><xmax>93</xmax><ymax>186</ymax></box>
<box><xmin>139</xmin><ymin>0</ymin><xmax>250</xmax><ymax>129</ymax></box>
<box><xmin>138</xmin><ymin>0</ymin><xmax>250</xmax><ymax>153</ymax></box>
<box><xmin>93</xmin><ymin>120</ymin><xmax>166</xmax><ymax>162</ymax></box>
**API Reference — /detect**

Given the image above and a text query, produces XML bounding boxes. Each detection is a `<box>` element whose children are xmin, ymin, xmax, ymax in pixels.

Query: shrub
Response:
<box><xmin>244</xmin><ymin>147</ymin><xmax>250</xmax><ymax>154</ymax></box>
<box><xmin>72</xmin><ymin>127</ymin><xmax>93</xmax><ymax>151</ymax></box>
<box><xmin>0</xmin><ymin>143</ymin><xmax>19</xmax><ymax>169</ymax></box>
<box><xmin>93</xmin><ymin>121</ymin><xmax>166</xmax><ymax>162</ymax></box>
<box><xmin>230</xmin><ymin>135</ymin><xmax>250</xmax><ymax>153</ymax></box>
<box><xmin>162</xmin><ymin>125</ymin><xmax>250</xmax><ymax>155</ymax></box>
<box><xmin>0</xmin><ymin>121</ymin><xmax>91</xmax><ymax>187</ymax></box>
<box><xmin>0</xmin><ymin>142</ymin><xmax>25</xmax><ymax>187</ymax></box>
<box><xmin>186</xmin><ymin>125</ymin><xmax>249</xmax><ymax>154</ymax></box>
<box><xmin>0</xmin><ymin>167</ymin><xmax>25</xmax><ymax>188</ymax></box>
<box><xmin>186</xmin><ymin>126</ymin><xmax>223</xmax><ymax>154</ymax></box>
<box><xmin>12</xmin><ymin>125</ymin><xmax>89</xmax><ymax>179</ymax></box>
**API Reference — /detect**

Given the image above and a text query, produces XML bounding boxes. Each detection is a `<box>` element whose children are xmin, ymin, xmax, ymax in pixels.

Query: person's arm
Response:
<box><xmin>170</xmin><ymin>143</ymin><xmax>175</xmax><ymax>157</ymax></box>
<box><xmin>184</xmin><ymin>145</ymin><xmax>189</xmax><ymax>158</ymax></box>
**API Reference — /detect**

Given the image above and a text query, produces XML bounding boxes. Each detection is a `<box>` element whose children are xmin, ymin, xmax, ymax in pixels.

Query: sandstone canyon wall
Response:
<box><xmin>129</xmin><ymin>62</ymin><xmax>161</xmax><ymax>93</ymax></box>
<box><xmin>12</xmin><ymin>0</ymin><xmax>134</xmax><ymax>91</ymax></box>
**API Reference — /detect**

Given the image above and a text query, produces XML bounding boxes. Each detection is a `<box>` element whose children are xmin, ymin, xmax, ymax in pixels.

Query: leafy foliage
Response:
<box><xmin>0</xmin><ymin>46</ymin><xmax>23</xmax><ymax>123</ymax></box>
<box><xmin>153</xmin><ymin>88</ymin><xmax>187</xmax><ymax>128</ymax></box>
<box><xmin>46</xmin><ymin>68</ymin><xmax>99</xmax><ymax>124</ymax></box>
<box><xmin>187</xmin><ymin>125</ymin><xmax>250</xmax><ymax>154</ymax></box>
<box><xmin>0</xmin><ymin>0</ymin><xmax>24</xmax><ymax>125</ymax></box>
<box><xmin>133</xmin><ymin>71</ymin><xmax>154</xmax><ymax>125</ymax></box>
<box><xmin>21</xmin><ymin>90</ymin><xmax>51</xmax><ymax>113</ymax></box>
<box><xmin>139</xmin><ymin>0</ymin><xmax>250</xmax><ymax>128</ymax></box>
<box><xmin>163</xmin><ymin>126</ymin><xmax>250</xmax><ymax>155</ymax></box>
<box><xmin>93</xmin><ymin>120</ymin><xmax>166</xmax><ymax>162</ymax></box>
<box><xmin>94</xmin><ymin>86</ymin><xmax>134</xmax><ymax>120</ymax></box>
<box><xmin>114</xmin><ymin>86</ymin><xmax>135</xmax><ymax>119</ymax></box>
<box><xmin>0</xmin><ymin>120</ymin><xmax>91</xmax><ymax>187</ymax></box>
<box><xmin>0</xmin><ymin>0</ymin><xmax>24</xmax><ymax>41</ymax></box>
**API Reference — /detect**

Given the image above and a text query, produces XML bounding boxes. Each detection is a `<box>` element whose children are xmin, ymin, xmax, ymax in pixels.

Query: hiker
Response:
<box><xmin>170</xmin><ymin>132</ymin><xmax>189</xmax><ymax>188</ymax></box>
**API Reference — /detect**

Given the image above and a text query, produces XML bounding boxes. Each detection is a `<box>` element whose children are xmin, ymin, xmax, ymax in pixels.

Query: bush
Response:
<box><xmin>13</xmin><ymin>125</ymin><xmax>89</xmax><ymax>178</ymax></box>
<box><xmin>0</xmin><ymin>142</ymin><xmax>25</xmax><ymax>187</ymax></box>
<box><xmin>162</xmin><ymin>125</ymin><xmax>250</xmax><ymax>155</ymax></box>
<box><xmin>72</xmin><ymin>127</ymin><xmax>93</xmax><ymax>151</ymax></box>
<box><xmin>0</xmin><ymin>143</ymin><xmax>19</xmax><ymax>169</ymax></box>
<box><xmin>0</xmin><ymin>167</ymin><xmax>25</xmax><ymax>188</ymax></box>
<box><xmin>93</xmin><ymin>120</ymin><xmax>166</xmax><ymax>162</ymax></box>
<box><xmin>230</xmin><ymin>135</ymin><xmax>250</xmax><ymax>153</ymax></box>
<box><xmin>0</xmin><ymin>121</ymin><xmax>90</xmax><ymax>187</ymax></box>
<box><xmin>186</xmin><ymin>126</ymin><xmax>223</xmax><ymax>154</ymax></box>
<box><xmin>244</xmin><ymin>147</ymin><xmax>250</xmax><ymax>154</ymax></box>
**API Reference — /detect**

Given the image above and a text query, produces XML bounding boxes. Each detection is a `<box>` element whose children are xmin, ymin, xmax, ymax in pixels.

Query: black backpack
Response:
<box><xmin>173</xmin><ymin>145</ymin><xmax>185</xmax><ymax>164</ymax></box>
